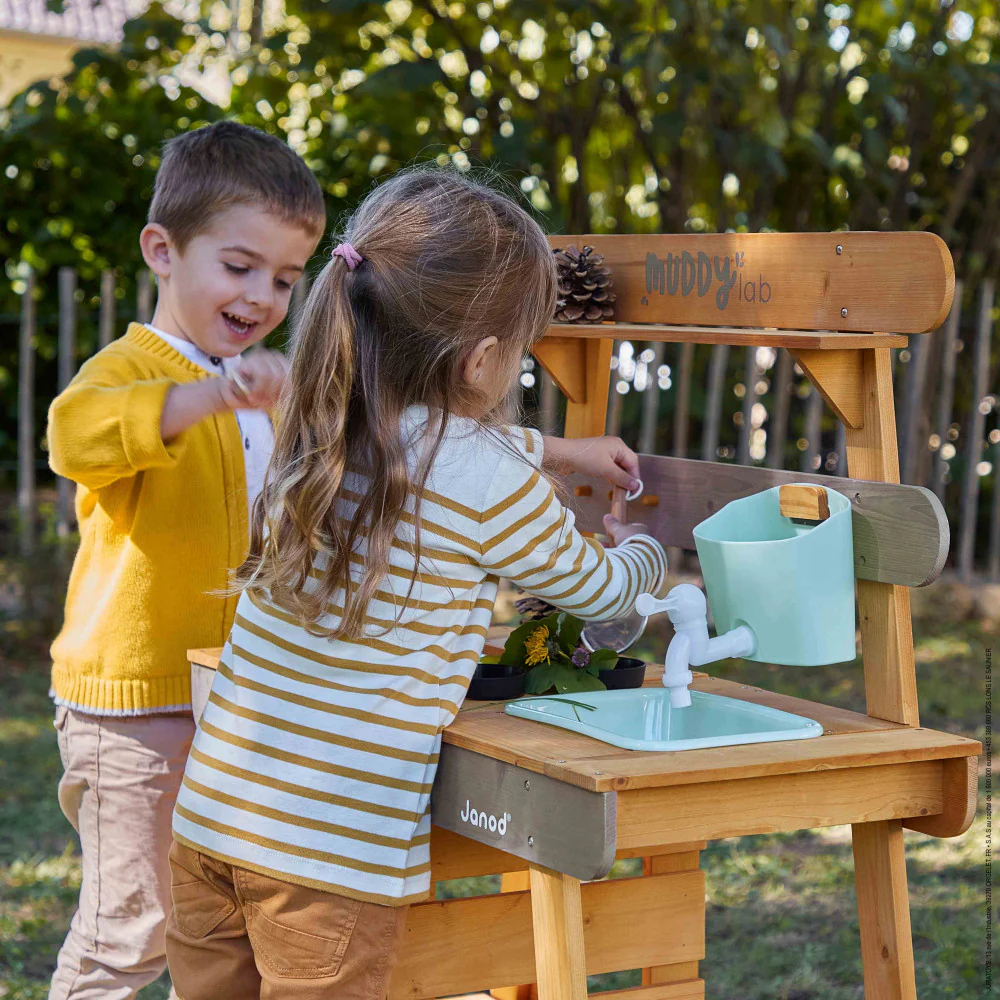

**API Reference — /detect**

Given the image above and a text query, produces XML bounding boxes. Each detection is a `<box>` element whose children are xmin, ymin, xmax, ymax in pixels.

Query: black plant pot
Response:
<box><xmin>597</xmin><ymin>656</ymin><xmax>646</xmax><ymax>690</ymax></box>
<box><xmin>467</xmin><ymin>662</ymin><xmax>526</xmax><ymax>701</ymax></box>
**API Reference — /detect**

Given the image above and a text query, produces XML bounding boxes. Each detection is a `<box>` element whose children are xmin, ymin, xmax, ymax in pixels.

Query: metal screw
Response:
<box><xmin>524</xmin><ymin>780</ymin><xmax>531</xmax><ymax>791</ymax></box>
<box><xmin>841</xmin><ymin>307</ymin><xmax>848</xmax><ymax>318</ymax></box>
<box><xmin>825</xmin><ymin>729</ymin><xmax>833</xmax><ymax>734</ymax></box>
<box><xmin>556</xmin><ymin>759</ymin><xmax>566</xmax><ymax>764</ymax></box>
<box><xmin>593</xmin><ymin>771</ymin><xmax>603</xmax><ymax>776</ymax></box>
<box><xmin>836</xmin><ymin>244</ymin><xmax>843</xmax><ymax>255</ymax></box>
<box><xmin>528</xmin><ymin>836</ymin><xmax>535</xmax><ymax>848</ymax></box>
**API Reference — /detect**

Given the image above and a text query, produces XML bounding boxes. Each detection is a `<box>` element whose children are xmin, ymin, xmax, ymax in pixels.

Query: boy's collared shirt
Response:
<box><xmin>145</xmin><ymin>325</ymin><xmax>273</xmax><ymax>520</ymax></box>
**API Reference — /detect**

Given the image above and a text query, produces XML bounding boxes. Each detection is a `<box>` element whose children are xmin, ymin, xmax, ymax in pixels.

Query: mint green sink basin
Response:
<box><xmin>504</xmin><ymin>688</ymin><xmax>823</xmax><ymax>752</ymax></box>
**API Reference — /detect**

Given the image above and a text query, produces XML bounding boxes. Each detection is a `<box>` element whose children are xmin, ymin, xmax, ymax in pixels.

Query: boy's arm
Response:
<box><xmin>48</xmin><ymin>367</ymin><xmax>223</xmax><ymax>491</ymax></box>
<box><xmin>477</xmin><ymin>432</ymin><xmax>666</xmax><ymax>621</ymax></box>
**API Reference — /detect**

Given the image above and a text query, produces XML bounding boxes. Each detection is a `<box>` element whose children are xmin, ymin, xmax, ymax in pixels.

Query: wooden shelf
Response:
<box><xmin>543</xmin><ymin>323</ymin><xmax>908</xmax><ymax>350</ymax></box>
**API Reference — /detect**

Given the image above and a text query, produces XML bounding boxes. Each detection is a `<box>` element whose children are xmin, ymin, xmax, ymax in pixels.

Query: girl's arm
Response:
<box><xmin>477</xmin><ymin>431</ymin><xmax>665</xmax><ymax>621</ymax></box>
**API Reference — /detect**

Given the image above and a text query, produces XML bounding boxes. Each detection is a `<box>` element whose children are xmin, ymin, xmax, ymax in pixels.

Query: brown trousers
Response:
<box><xmin>49</xmin><ymin>706</ymin><xmax>195</xmax><ymax>1000</ymax></box>
<box><xmin>165</xmin><ymin>841</ymin><xmax>409</xmax><ymax>1000</ymax></box>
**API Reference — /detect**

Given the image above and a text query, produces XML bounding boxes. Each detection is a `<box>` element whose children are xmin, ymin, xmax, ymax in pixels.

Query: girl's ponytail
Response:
<box><xmin>236</xmin><ymin>245</ymin><xmax>358</xmax><ymax>628</ymax></box>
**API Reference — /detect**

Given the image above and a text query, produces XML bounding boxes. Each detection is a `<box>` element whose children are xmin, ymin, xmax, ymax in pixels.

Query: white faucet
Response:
<box><xmin>635</xmin><ymin>584</ymin><xmax>757</xmax><ymax>708</ymax></box>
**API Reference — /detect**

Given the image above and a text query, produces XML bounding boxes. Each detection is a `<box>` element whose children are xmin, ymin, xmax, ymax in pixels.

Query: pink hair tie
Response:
<box><xmin>332</xmin><ymin>242</ymin><xmax>363</xmax><ymax>270</ymax></box>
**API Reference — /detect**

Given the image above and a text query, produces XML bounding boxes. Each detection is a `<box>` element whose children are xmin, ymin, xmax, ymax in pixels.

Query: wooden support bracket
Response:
<box><xmin>533</xmin><ymin>337</ymin><xmax>614</xmax><ymax>439</ymax></box>
<box><xmin>528</xmin><ymin>865</ymin><xmax>588</xmax><ymax>1000</ymax></box>
<box><xmin>789</xmin><ymin>348</ymin><xmax>866</xmax><ymax>429</ymax></box>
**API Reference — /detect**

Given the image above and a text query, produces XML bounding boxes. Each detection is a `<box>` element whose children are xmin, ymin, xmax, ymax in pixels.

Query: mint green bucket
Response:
<box><xmin>692</xmin><ymin>484</ymin><xmax>856</xmax><ymax>666</ymax></box>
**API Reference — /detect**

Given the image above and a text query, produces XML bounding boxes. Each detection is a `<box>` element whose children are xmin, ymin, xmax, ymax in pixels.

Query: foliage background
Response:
<box><xmin>2</xmin><ymin>0</ymin><xmax>1000</xmax><ymax>489</ymax></box>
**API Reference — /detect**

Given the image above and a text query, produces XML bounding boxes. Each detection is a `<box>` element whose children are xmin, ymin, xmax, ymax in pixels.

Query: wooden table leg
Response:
<box><xmin>528</xmin><ymin>864</ymin><xmax>588</xmax><ymax>1000</ymax></box>
<box><xmin>852</xmin><ymin>819</ymin><xmax>917</xmax><ymax>999</ymax></box>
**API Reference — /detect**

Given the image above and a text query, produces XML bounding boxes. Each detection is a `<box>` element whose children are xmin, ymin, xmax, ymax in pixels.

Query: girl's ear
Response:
<box><xmin>462</xmin><ymin>336</ymin><xmax>499</xmax><ymax>386</ymax></box>
<box><xmin>140</xmin><ymin>223</ymin><xmax>175</xmax><ymax>279</ymax></box>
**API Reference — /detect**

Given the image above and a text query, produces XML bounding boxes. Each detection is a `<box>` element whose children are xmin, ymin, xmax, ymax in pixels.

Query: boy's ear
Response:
<box><xmin>140</xmin><ymin>223</ymin><xmax>175</xmax><ymax>279</ymax></box>
<box><xmin>462</xmin><ymin>336</ymin><xmax>499</xmax><ymax>386</ymax></box>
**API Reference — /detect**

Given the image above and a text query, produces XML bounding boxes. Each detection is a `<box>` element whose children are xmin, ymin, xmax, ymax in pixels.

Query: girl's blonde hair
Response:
<box><xmin>237</xmin><ymin>168</ymin><xmax>558</xmax><ymax>638</ymax></box>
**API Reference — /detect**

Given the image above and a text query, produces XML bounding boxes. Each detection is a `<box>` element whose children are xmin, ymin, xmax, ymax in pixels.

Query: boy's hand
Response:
<box><xmin>602</xmin><ymin>514</ymin><xmax>650</xmax><ymax>546</ymax></box>
<box><xmin>541</xmin><ymin>435</ymin><xmax>640</xmax><ymax>492</ymax></box>
<box><xmin>218</xmin><ymin>349</ymin><xmax>288</xmax><ymax>411</ymax></box>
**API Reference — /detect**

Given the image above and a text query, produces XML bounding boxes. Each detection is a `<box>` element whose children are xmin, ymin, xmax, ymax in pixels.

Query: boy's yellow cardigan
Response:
<box><xmin>47</xmin><ymin>324</ymin><xmax>249</xmax><ymax>714</ymax></box>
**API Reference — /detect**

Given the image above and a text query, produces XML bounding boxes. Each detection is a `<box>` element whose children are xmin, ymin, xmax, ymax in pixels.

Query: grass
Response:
<box><xmin>0</xmin><ymin>566</ymin><xmax>994</xmax><ymax>999</ymax></box>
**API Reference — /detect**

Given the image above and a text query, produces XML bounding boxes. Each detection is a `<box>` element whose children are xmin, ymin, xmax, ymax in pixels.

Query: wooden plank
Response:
<box><xmin>958</xmin><ymin>279</ymin><xmax>994</xmax><ymax>579</ymax></box>
<box><xmin>545</xmin><ymin>233</ymin><xmax>953</xmax><ymax>333</ymax></box>
<box><xmin>528</xmin><ymin>866</ymin><xmax>587</xmax><ymax>1000</ymax></box>
<box><xmin>903</xmin><ymin>755</ymin><xmax>979</xmax><ymax>838</ymax></box>
<box><xmin>615</xmin><ymin>761</ymin><xmax>944</xmax><ymax>850</ymax></box>
<box><xmin>765</xmin><ymin>348</ymin><xmax>793</xmax><ymax>469</ymax></box>
<box><xmin>544</xmin><ymin>323</ymin><xmax>906</xmax><ymax>350</ymax></box>
<box><xmin>390</xmin><ymin>870</ymin><xmax>705</xmax><ymax>999</ymax></box>
<box><xmin>17</xmin><ymin>268</ymin><xmax>35</xmax><ymax>556</ymax></box>
<box><xmin>673</xmin><ymin>342</ymin><xmax>694</xmax><ymax>457</ymax></box>
<box><xmin>442</xmin><ymin>692</ymin><xmax>979</xmax><ymax>793</ymax></box>
<box><xmin>851</xmin><ymin>820</ymin><xmax>917</xmax><ymax>999</ymax></box>
<box><xmin>563</xmin><ymin>338</ymin><xmax>613</xmax><ymax>438</ymax></box>
<box><xmin>596</xmin><ymin>983</ymin><xmax>704</xmax><ymax>1000</ymax></box>
<box><xmin>431</xmin><ymin>828</ymin><xmax>527</xmax><ymax>882</ymax></box>
<box><xmin>932</xmin><ymin>280</ymin><xmax>962</xmax><ymax>502</ymax></box>
<box><xmin>57</xmin><ymin>267</ymin><xmax>77</xmax><ymax>539</ymax></box>
<box><xmin>562</xmin><ymin>456</ymin><xmax>950</xmax><ymax>588</ymax></box>
<box><xmin>432</xmin><ymin>745</ymin><xmax>616</xmax><ymax>881</ymax></box>
<box><xmin>789</xmin><ymin>348</ymin><xmax>865</xmax><ymax>429</ymax></box>
<box><xmin>642</xmin><ymin>851</ymin><xmax>702</xmax><ymax>987</ymax></box>
<box><xmin>844</xmin><ymin>347</ymin><xmax>920</xmax><ymax>726</ymax></box>
<box><xmin>99</xmin><ymin>269</ymin><xmax>116</xmax><ymax>348</ymax></box>
<box><xmin>700</xmin><ymin>345</ymin><xmax>728</xmax><ymax>462</ymax></box>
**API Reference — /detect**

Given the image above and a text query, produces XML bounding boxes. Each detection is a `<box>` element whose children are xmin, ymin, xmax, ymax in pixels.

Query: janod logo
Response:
<box><xmin>644</xmin><ymin>250</ymin><xmax>771</xmax><ymax>311</ymax></box>
<box><xmin>460</xmin><ymin>798</ymin><xmax>510</xmax><ymax>836</ymax></box>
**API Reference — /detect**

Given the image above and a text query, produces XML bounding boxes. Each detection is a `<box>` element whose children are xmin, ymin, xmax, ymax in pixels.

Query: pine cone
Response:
<box><xmin>552</xmin><ymin>245</ymin><xmax>616</xmax><ymax>324</ymax></box>
<box><xmin>513</xmin><ymin>595</ymin><xmax>557</xmax><ymax>622</ymax></box>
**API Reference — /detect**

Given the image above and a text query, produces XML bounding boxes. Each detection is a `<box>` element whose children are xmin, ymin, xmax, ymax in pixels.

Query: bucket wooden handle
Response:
<box><xmin>779</xmin><ymin>484</ymin><xmax>830</xmax><ymax>522</ymax></box>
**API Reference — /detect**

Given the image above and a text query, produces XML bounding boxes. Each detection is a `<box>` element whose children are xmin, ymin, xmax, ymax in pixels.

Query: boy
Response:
<box><xmin>46</xmin><ymin>120</ymin><xmax>325</xmax><ymax>998</ymax></box>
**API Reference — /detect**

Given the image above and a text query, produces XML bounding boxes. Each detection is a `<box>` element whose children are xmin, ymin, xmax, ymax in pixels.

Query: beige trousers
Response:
<box><xmin>49</xmin><ymin>706</ymin><xmax>195</xmax><ymax>1000</ymax></box>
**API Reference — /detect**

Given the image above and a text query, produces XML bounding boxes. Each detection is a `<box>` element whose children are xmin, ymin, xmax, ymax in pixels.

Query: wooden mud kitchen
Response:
<box><xmin>190</xmin><ymin>232</ymin><xmax>982</xmax><ymax>1000</ymax></box>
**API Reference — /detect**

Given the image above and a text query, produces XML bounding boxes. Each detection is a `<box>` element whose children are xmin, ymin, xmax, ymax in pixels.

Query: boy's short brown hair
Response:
<box><xmin>149</xmin><ymin>121</ymin><xmax>326</xmax><ymax>249</ymax></box>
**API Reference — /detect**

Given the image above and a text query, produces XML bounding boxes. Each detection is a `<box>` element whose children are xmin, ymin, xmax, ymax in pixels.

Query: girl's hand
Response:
<box><xmin>217</xmin><ymin>349</ymin><xmax>288</xmax><ymax>411</ymax></box>
<box><xmin>541</xmin><ymin>435</ymin><xmax>640</xmax><ymax>492</ymax></box>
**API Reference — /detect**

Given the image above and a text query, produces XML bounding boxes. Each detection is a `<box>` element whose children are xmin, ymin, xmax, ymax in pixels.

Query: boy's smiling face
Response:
<box><xmin>141</xmin><ymin>203</ymin><xmax>321</xmax><ymax>357</ymax></box>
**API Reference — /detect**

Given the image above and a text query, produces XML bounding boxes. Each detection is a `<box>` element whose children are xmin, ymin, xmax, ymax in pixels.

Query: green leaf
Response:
<box><xmin>557</xmin><ymin>614</ymin><xmax>585</xmax><ymax>654</ymax></box>
<box><xmin>556</xmin><ymin>671</ymin><xmax>607</xmax><ymax>694</ymax></box>
<box><xmin>479</xmin><ymin>654</ymin><xmax>501</xmax><ymax>665</ymax></box>
<box><xmin>587</xmin><ymin>649</ymin><xmax>620</xmax><ymax>671</ymax></box>
<box><xmin>524</xmin><ymin>662</ymin><xmax>562</xmax><ymax>694</ymax></box>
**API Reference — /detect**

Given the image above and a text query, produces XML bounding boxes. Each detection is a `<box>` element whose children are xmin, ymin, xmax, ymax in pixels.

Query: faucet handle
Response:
<box><xmin>636</xmin><ymin>584</ymin><xmax>708</xmax><ymax>623</ymax></box>
<box><xmin>636</xmin><ymin>592</ymin><xmax>669</xmax><ymax>617</ymax></box>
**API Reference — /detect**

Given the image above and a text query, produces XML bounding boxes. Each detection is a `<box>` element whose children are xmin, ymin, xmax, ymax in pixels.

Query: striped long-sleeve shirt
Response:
<box><xmin>173</xmin><ymin>406</ymin><xmax>667</xmax><ymax>905</ymax></box>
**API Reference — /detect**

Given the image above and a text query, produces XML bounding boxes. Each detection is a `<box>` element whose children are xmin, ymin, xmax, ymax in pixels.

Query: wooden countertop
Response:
<box><xmin>189</xmin><ymin>644</ymin><xmax>981</xmax><ymax>795</ymax></box>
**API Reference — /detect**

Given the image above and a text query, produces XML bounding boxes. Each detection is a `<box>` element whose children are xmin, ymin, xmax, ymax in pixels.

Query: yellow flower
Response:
<box><xmin>524</xmin><ymin>625</ymin><xmax>551</xmax><ymax>666</ymax></box>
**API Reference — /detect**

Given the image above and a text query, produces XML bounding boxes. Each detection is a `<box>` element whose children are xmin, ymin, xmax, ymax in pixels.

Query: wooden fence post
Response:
<box><xmin>672</xmin><ymin>342</ymin><xmax>694</xmax><ymax>459</ymax></box>
<box><xmin>932</xmin><ymin>280</ymin><xmax>962</xmax><ymax>502</ymax></box>
<box><xmin>638</xmin><ymin>341</ymin><xmax>665</xmax><ymax>454</ymax></box>
<box><xmin>736</xmin><ymin>346</ymin><xmax>758</xmax><ymax>466</ymax></box>
<box><xmin>56</xmin><ymin>268</ymin><xmax>78</xmax><ymax>538</ymax></box>
<box><xmin>835</xmin><ymin>421</ymin><xmax>848</xmax><ymax>477</ymax></box>
<box><xmin>800</xmin><ymin>381</ymin><xmax>823</xmax><ymax>473</ymax></box>
<box><xmin>958</xmin><ymin>278</ymin><xmax>994</xmax><ymax>580</ymax></box>
<box><xmin>765</xmin><ymin>348</ymin><xmax>792</xmax><ymax>470</ymax></box>
<box><xmin>539</xmin><ymin>370</ymin><xmax>559</xmax><ymax>437</ymax></box>
<box><xmin>17</xmin><ymin>269</ymin><xmax>36</xmax><ymax>556</ymax></box>
<box><xmin>989</xmin><ymin>435</ymin><xmax>1000</xmax><ymax>579</ymax></box>
<box><xmin>99</xmin><ymin>269</ymin><xmax>116</xmax><ymax>348</ymax></box>
<box><xmin>137</xmin><ymin>269</ymin><xmax>154</xmax><ymax>324</ymax></box>
<box><xmin>606</xmin><ymin>341</ymin><xmax>622</xmax><ymax>438</ymax></box>
<box><xmin>701</xmin><ymin>344</ymin><xmax>729</xmax><ymax>462</ymax></box>
<box><xmin>898</xmin><ymin>334</ymin><xmax>933</xmax><ymax>484</ymax></box>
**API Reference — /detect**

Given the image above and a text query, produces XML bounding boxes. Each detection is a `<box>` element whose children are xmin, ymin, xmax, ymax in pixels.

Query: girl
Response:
<box><xmin>165</xmin><ymin>169</ymin><xmax>667</xmax><ymax>999</ymax></box>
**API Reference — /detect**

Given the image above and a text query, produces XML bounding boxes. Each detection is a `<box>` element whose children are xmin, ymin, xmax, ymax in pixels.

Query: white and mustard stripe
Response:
<box><xmin>174</xmin><ymin>408</ymin><xmax>667</xmax><ymax>904</ymax></box>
